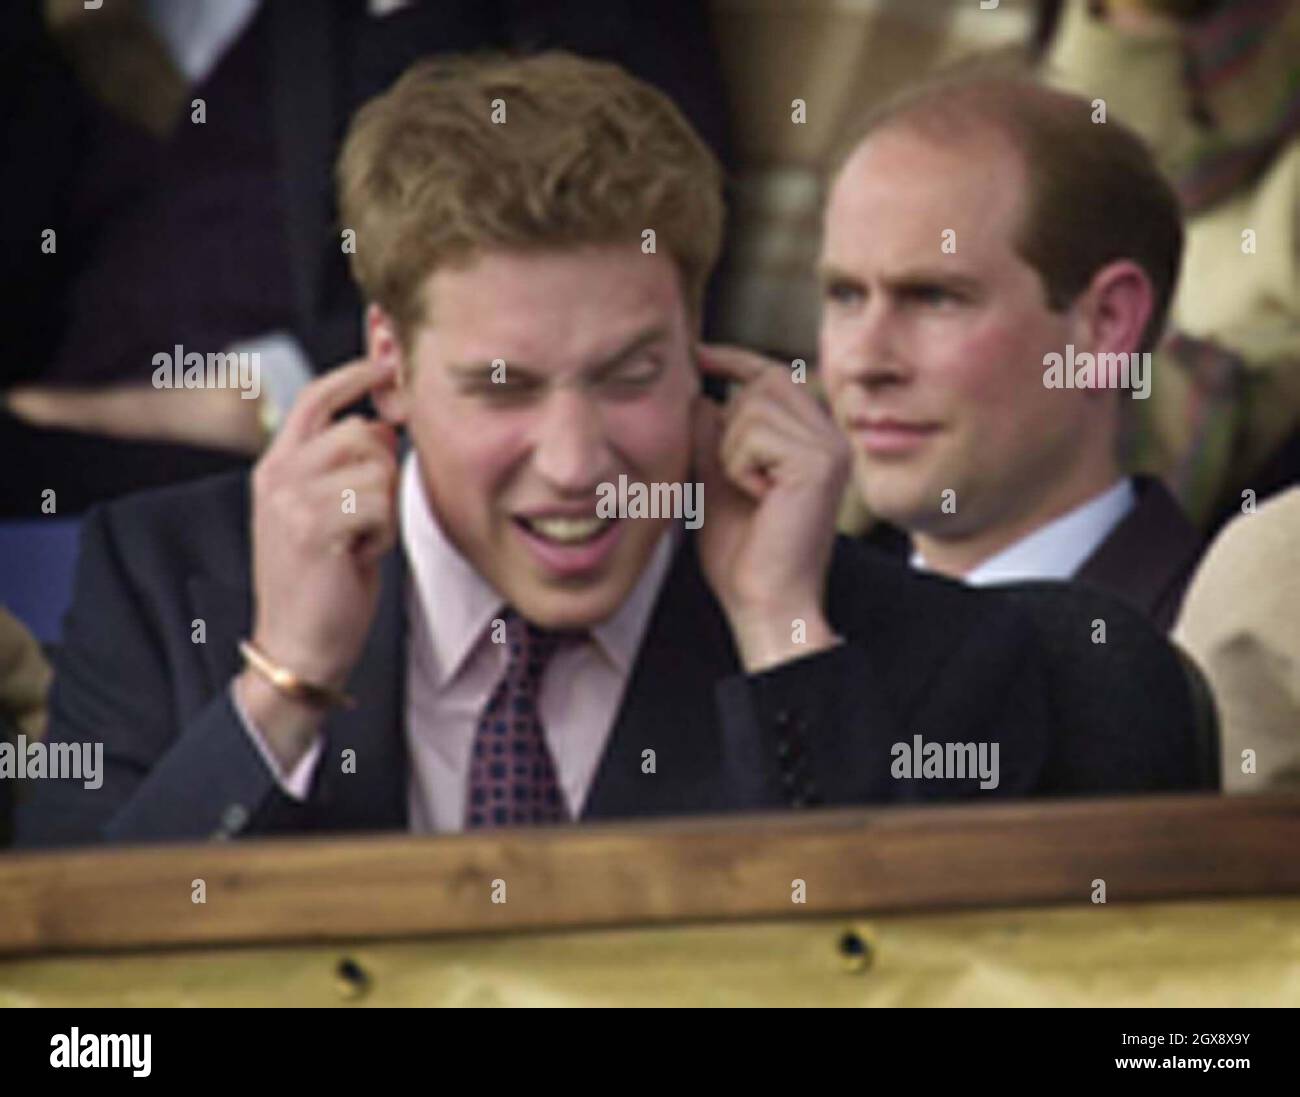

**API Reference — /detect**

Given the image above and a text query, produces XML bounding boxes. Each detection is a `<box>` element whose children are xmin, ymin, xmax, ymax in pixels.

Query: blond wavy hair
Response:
<box><xmin>337</xmin><ymin>51</ymin><xmax>725</xmax><ymax>346</ymax></box>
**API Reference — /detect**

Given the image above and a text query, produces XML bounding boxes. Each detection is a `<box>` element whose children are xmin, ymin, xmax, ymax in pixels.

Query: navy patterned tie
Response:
<box><xmin>464</xmin><ymin>610</ymin><xmax>579</xmax><ymax>828</ymax></box>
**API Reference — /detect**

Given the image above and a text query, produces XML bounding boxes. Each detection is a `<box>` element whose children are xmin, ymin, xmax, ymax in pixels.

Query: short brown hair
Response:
<box><xmin>840</xmin><ymin>67</ymin><xmax>1183</xmax><ymax>353</ymax></box>
<box><xmin>337</xmin><ymin>51</ymin><xmax>725</xmax><ymax>346</ymax></box>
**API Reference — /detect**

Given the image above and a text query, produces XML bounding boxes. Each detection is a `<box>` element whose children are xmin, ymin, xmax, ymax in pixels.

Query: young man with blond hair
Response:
<box><xmin>19</xmin><ymin>54</ymin><xmax>1190</xmax><ymax>847</ymax></box>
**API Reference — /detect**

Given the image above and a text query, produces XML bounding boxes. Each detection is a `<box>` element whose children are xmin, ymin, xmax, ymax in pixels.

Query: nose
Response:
<box><xmin>824</xmin><ymin>300</ymin><xmax>913</xmax><ymax>391</ymax></box>
<box><xmin>531</xmin><ymin>387</ymin><xmax>615</xmax><ymax>494</ymax></box>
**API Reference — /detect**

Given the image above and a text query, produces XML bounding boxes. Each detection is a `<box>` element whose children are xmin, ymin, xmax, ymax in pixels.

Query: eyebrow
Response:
<box><xmin>586</xmin><ymin>325</ymin><xmax>670</xmax><ymax>380</ymax></box>
<box><xmin>448</xmin><ymin>324</ymin><xmax>671</xmax><ymax>385</ymax></box>
<box><xmin>816</xmin><ymin>262</ymin><xmax>858</xmax><ymax>288</ymax></box>
<box><xmin>817</xmin><ymin>263</ymin><xmax>985</xmax><ymax>296</ymax></box>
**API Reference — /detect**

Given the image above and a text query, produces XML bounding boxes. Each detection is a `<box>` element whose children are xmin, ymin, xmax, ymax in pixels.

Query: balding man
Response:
<box><xmin>820</xmin><ymin>72</ymin><xmax>1202</xmax><ymax>630</ymax></box>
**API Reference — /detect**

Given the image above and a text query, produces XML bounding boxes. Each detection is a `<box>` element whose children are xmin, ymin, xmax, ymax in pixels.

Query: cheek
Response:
<box><xmin>937</xmin><ymin>318</ymin><xmax>1076</xmax><ymax>467</ymax></box>
<box><xmin>818</xmin><ymin>337</ymin><xmax>839</xmax><ymax>389</ymax></box>
<box><xmin>818</xmin><ymin>318</ymin><xmax>852</xmax><ymax>381</ymax></box>
<box><xmin>409</xmin><ymin>398</ymin><xmax>527</xmax><ymax>511</ymax></box>
<box><xmin>606</xmin><ymin>394</ymin><xmax>692</xmax><ymax>478</ymax></box>
<box><xmin>936</xmin><ymin>318</ymin><xmax>1043</xmax><ymax>412</ymax></box>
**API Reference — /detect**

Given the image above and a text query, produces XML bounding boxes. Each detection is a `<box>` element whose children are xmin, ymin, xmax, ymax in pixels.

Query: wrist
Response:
<box><xmin>233</xmin><ymin>669</ymin><xmax>327</xmax><ymax>772</ymax></box>
<box><xmin>248</xmin><ymin>632</ymin><xmax>353</xmax><ymax>693</ymax></box>
<box><xmin>726</xmin><ymin>604</ymin><xmax>841</xmax><ymax>673</ymax></box>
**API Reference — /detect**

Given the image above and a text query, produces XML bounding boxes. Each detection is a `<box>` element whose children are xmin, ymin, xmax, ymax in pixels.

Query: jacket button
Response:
<box><xmin>217</xmin><ymin>803</ymin><xmax>248</xmax><ymax>837</ymax></box>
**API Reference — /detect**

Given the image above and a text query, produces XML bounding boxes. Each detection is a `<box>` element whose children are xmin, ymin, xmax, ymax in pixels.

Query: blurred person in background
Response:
<box><xmin>1</xmin><ymin>0</ymin><xmax>729</xmax><ymax>516</ymax></box>
<box><xmin>1174</xmin><ymin>487</ymin><xmax>1300</xmax><ymax>793</ymax></box>
<box><xmin>0</xmin><ymin>608</ymin><xmax>51</xmax><ymax>846</ymax></box>
<box><xmin>1041</xmin><ymin>0</ymin><xmax>1300</xmax><ymax>533</ymax></box>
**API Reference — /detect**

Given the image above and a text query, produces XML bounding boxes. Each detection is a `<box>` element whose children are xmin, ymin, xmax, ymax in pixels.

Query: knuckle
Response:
<box><xmin>337</xmin><ymin>416</ymin><xmax>371</xmax><ymax>446</ymax></box>
<box><xmin>283</xmin><ymin>498</ymin><xmax>314</xmax><ymax>536</ymax></box>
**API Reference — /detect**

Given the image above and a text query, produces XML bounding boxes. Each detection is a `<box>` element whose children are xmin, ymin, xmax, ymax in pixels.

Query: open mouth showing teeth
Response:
<box><xmin>515</xmin><ymin>515</ymin><xmax>612</xmax><ymax>545</ymax></box>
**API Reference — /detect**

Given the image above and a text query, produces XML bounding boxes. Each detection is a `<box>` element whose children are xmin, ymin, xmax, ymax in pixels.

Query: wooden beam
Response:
<box><xmin>2</xmin><ymin>794</ymin><xmax>1299</xmax><ymax>957</ymax></box>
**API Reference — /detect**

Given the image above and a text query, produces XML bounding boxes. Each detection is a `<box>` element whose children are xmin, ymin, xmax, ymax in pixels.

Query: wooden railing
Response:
<box><xmin>2</xmin><ymin>793</ymin><xmax>1298</xmax><ymax>957</ymax></box>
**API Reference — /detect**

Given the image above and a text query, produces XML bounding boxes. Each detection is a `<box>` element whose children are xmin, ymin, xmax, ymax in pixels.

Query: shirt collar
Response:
<box><xmin>399</xmin><ymin>452</ymin><xmax>677</xmax><ymax>685</ymax></box>
<box><xmin>590</xmin><ymin>521</ymin><xmax>678</xmax><ymax>673</ymax></box>
<box><xmin>911</xmin><ymin>478</ymin><xmax>1136</xmax><ymax>586</ymax></box>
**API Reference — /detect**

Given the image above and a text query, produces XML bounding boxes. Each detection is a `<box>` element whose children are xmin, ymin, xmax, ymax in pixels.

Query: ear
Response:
<box><xmin>1076</xmin><ymin>259</ymin><xmax>1154</xmax><ymax>368</ymax></box>
<box><xmin>366</xmin><ymin>302</ymin><xmax>410</xmax><ymax>426</ymax></box>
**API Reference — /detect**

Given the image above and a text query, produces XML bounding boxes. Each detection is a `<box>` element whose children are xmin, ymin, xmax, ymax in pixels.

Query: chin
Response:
<box><xmin>512</xmin><ymin>581</ymin><xmax>630</xmax><ymax>630</ymax></box>
<box><xmin>861</xmin><ymin>485</ymin><xmax>932</xmax><ymax>532</ymax></box>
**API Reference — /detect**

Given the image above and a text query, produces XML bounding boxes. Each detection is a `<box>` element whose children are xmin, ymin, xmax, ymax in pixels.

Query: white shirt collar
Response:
<box><xmin>911</xmin><ymin>478</ymin><xmax>1137</xmax><ymax>586</ymax></box>
<box><xmin>142</xmin><ymin>0</ymin><xmax>259</xmax><ymax>85</ymax></box>
<box><xmin>399</xmin><ymin>452</ymin><xmax>676</xmax><ymax>685</ymax></box>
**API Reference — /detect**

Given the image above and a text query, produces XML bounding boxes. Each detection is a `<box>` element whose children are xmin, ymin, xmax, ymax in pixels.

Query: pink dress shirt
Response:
<box><xmin>236</xmin><ymin>452</ymin><xmax>676</xmax><ymax>832</ymax></box>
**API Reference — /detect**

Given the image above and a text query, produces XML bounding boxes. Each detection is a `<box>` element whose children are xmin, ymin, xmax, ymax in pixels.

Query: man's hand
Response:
<box><xmin>234</xmin><ymin>358</ymin><xmax>400</xmax><ymax>769</ymax></box>
<box><xmin>692</xmin><ymin>344</ymin><xmax>850</xmax><ymax>673</ymax></box>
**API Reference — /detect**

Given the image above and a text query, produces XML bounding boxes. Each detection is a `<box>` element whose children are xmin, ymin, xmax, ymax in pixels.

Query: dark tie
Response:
<box><xmin>464</xmin><ymin>610</ymin><xmax>579</xmax><ymax>829</ymax></box>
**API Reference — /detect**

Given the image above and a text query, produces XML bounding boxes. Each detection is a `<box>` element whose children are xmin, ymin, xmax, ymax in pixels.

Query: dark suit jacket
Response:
<box><xmin>862</xmin><ymin>477</ymin><xmax>1203</xmax><ymax>632</ymax></box>
<box><xmin>15</xmin><ymin>471</ymin><xmax>1198</xmax><ymax>848</ymax></box>
<box><xmin>1075</xmin><ymin>476</ymin><xmax>1203</xmax><ymax>631</ymax></box>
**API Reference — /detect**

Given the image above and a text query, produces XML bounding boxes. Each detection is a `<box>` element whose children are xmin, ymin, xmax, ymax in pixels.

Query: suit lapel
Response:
<box><xmin>581</xmin><ymin>534</ymin><xmax>740</xmax><ymax>820</ymax></box>
<box><xmin>1075</xmin><ymin>476</ymin><xmax>1201</xmax><ymax>624</ymax></box>
<box><xmin>310</xmin><ymin>548</ymin><xmax>408</xmax><ymax>829</ymax></box>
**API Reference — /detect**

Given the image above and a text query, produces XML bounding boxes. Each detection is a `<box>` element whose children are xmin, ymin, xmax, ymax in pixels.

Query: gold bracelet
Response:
<box><xmin>238</xmin><ymin>639</ymin><xmax>356</xmax><ymax>710</ymax></box>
